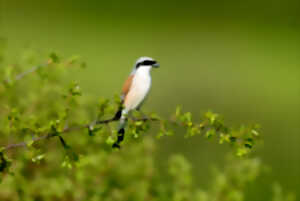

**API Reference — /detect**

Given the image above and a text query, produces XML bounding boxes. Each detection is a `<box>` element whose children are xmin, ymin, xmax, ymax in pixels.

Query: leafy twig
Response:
<box><xmin>1</xmin><ymin>60</ymin><xmax>52</xmax><ymax>87</ymax></box>
<box><xmin>2</xmin><ymin>116</ymin><xmax>158</xmax><ymax>152</ymax></box>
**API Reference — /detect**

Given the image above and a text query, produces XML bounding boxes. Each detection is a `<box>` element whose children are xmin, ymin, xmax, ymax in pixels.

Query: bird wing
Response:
<box><xmin>113</xmin><ymin>75</ymin><xmax>134</xmax><ymax>120</ymax></box>
<box><xmin>121</xmin><ymin>74</ymin><xmax>134</xmax><ymax>101</ymax></box>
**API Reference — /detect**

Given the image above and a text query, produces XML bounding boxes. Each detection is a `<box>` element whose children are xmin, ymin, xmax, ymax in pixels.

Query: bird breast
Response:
<box><xmin>124</xmin><ymin>71</ymin><xmax>151</xmax><ymax>111</ymax></box>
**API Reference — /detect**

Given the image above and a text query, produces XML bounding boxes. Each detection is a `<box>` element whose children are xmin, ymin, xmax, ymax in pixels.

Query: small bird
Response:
<box><xmin>112</xmin><ymin>56</ymin><xmax>160</xmax><ymax>148</ymax></box>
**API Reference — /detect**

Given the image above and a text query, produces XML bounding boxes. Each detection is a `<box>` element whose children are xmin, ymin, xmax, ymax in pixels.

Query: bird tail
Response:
<box><xmin>112</xmin><ymin>127</ymin><xmax>125</xmax><ymax>149</ymax></box>
<box><xmin>112</xmin><ymin>108</ymin><xmax>128</xmax><ymax>149</ymax></box>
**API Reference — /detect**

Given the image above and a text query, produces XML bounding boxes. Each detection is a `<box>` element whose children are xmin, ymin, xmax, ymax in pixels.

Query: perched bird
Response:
<box><xmin>112</xmin><ymin>56</ymin><xmax>160</xmax><ymax>148</ymax></box>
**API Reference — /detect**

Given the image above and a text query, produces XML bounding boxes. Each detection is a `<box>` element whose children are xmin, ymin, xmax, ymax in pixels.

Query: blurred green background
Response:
<box><xmin>1</xmin><ymin>0</ymin><xmax>299</xmax><ymax>199</ymax></box>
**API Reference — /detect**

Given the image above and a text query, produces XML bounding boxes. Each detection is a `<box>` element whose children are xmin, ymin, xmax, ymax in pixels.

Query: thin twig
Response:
<box><xmin>1</xmin><ymin>60</ymin><xmax>51</xmax><ymax>87</ymax></box>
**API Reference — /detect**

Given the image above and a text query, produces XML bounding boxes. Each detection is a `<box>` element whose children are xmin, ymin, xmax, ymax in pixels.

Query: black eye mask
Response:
<box><xmin>136</xmin><ymin>60</ymin><xmax>157</xmax><ymax>68</ymax></box>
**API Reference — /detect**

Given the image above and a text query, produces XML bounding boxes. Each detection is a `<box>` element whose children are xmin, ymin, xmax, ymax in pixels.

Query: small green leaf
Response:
<box><xmin>236</xmin><ymin>147</ymin><xmax>249</xmax><ymax>157</ymax></box>
<box><xmin>150</xmin><ymin>113</ymin><xmax>160</xmax><ymax>120</ymax></box>
<box><xmin>245</xmin><ymin>143</ymin><xmax>253</xmax><ymax>148</ymax></box>
<box><xmin>135</xmin><ymin>121</ymin><xmax>143</xmax><ymax>126</ymax></box>
<box><xmin>26</xmin><ymin>139</ymin><xmax>34</xmax><ymax>147</ymax></box>
<box><xmin>106</xmin><ymin>136</ymin><xmax>115</xmax><ymax>145</ymax></box>
<box><xmin>67</xmin><ymin>55</ymin><xmax>80</xmax><ymax>64</ymax></box>
<box><xmin>251</xmin><ymin>129</ymin><xmax>259</xmax><ymax>137</ymax></box>
<box><xmin>61</xmin><ymin>156</ymin><xmax>72</xmax><ymax>169</ymax></box>
<box><xmin>32</xmin><ymin>154</ymin><xmax>45</xmax><ymax>163</ymax></box>
<box><xmin>69</xmin><ymin>82</ymin><xmax>82</xmax><ymax>96</ymax></box>
<box><xmin>205</xmin><ymin>129</ymin><xmax>215</xmax><ymax>138</ymax></box>
<box><xmin>156</xmin><ymin>131</ymin><xmax>164</xmax><ymax>139</ymax></box>
<box><xmin>49</xmin><ymin>52</ymin><xmax>60</xmax><ymax>63</ymax></box>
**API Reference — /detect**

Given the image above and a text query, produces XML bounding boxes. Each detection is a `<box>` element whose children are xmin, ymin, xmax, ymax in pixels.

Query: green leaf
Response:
<box><xmin>150</xmin><ymin>113</ymin><xmax>160</xmax><ymax>120</ymax></box>
<box><xmin>135</xmin><ymin>121</ymin><xmax>143</xmax><ymax>126</ymax></box>
<box><xmin>236</xmin><ymin>147</ymin><xmax>249</xmax><ymax>157</ymax></box>
<box><xmin>219</xmin><ymin>133</ymin><xmax>230</xmax><ymax>144</ymax></box>
<box><xmin>49</xmin><ymin>52</ymin><xmax>60</xmax><ymax>63</ymax></box>
<box><xmin>61</xmin><ymin>156</ymin><xmax>72</xmax><ymax>169</ymax></box>
<box><xmin>32</xmin><ymin>154</ymin><xmax>45</xmax><ymax>163</ymax></box>
<box><xmin>106</xmin><ymin>136</ymin><xmax>115</xmax><ymax>145</ymax></box>
<box><xmin>156</xmin><ymin>131</ymin><xmax>164</xmax><ymax>139</ymax></box>
<box><xmin>205</xmin><ymin>129</ymin><xmax>215</xmax><ymax>138</ymax></box>
<box><xmin>69</xmin><ymin>82</ymin><xmax>82</xmax><ymax>96</ymax></box>
<box><xmin>67</xmin><ymin>55</ymin><xmax>80</xmax><ymax>64</ymax></box>
<box><xmin>251</xmin><ymin>129</ymin><xmax>259</xmax><ymax>137</ymax></box>
<box><xmin>26</xmin><ymin>139</ymin><xmax>34</xmax><ymax>147</ymax></box>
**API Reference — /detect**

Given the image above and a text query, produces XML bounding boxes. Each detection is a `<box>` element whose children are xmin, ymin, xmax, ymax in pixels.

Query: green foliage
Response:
<box><xmin>0</xmin><ymin>48</ymin><xmax>294</xmax><ymax>201</ymax></box>
<box><xmin>173</xmin><ymin>107</ymin><xmax>260</xmax><ymax>157</ymax></box>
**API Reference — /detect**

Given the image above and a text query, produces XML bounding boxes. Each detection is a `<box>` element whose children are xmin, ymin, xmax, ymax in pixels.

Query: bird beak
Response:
<box><xmin>152</xmin><ymin>62</ymin><xmax>160</xmax><ymax>68</ymax></box>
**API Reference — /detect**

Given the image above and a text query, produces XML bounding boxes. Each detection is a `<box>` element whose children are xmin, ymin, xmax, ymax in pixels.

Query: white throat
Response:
<box><xmin>135</xmin><ymin>66</ymin><xmax>152</xmax><ymax>77</ymax></box>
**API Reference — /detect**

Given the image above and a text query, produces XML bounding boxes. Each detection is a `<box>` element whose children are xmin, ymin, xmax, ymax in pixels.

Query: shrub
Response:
<box><xmin>0</xmin><ymin>47</ymin><xmax>295</xmax><ymax>201</ymax></box>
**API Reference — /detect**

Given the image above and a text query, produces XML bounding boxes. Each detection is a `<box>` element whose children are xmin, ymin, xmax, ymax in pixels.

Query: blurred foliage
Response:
<box><xmin>0</xmin><ymin>47</ymin><xmax>295</xmax><ymax>201</ymax></box>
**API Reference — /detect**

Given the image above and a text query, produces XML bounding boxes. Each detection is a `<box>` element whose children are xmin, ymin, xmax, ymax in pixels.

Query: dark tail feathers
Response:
<box><xmin>112</xmin><ymin>103</ymin><xmax>125</xmax><ymax>149</ymax></box>
<box><xmin>112</xmin><ymin>128</ymin><xmax>125</xmax><ymax>149</ymax></box>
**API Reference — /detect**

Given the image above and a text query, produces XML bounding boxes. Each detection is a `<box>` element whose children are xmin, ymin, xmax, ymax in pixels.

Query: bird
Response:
<box><xmin>112</xmin><ymin>56</ymin><xmax>160</xmax><ymax>148</ymax></box>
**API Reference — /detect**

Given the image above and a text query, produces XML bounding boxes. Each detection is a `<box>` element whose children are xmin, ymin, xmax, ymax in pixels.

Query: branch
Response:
<box><xmin>2</xmin><ymin>116</ymin><xmax>158</xmax><ymax>152</ymax></box>
<box><xmin>1</xmin><ymin>60</ymin><xmax>52</xmax><ymax>87</ymax></box>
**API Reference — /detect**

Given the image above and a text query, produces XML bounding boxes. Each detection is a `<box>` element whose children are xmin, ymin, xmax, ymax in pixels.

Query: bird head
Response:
<box><xmin>135</xmin><ymin>57</ymin><xmax>160</xmax><ymax>69</ymax></box>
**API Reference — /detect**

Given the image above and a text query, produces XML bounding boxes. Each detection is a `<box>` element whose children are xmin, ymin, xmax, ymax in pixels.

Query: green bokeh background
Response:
<box><xmin>1</xmin><ymin>0</ymin><xmax>300</xmax><ymax>199</ymax></box>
